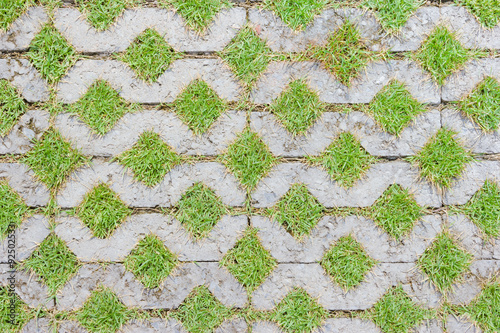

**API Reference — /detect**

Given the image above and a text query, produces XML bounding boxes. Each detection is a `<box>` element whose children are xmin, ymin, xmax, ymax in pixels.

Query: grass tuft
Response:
<box><xmin>67</xmin><ymin>80</ymin><xmax>137</xmax><ymax>135</ymax></box>
<box><xmin>117</xmin><ymin>131</ymin><xmax>183</xmax><ymax>187</ymax></box>
<box><xmin>117</xmin><ymin>29</ymin><xmax>182</xmax><ymax>83</ymax></box>
<box><xmin>307</xmin><ymin>132</ymin><xmax>378</xmax><ymax>187</ymax></box>
<box><xmin>76</xmin><ymin>183</ymin><xmax>132</xmax><ymax>239</ymax></box>
<box><xmin>407</xmin><ymin>128</ymin><xmax>473</xmax><ymax>188</ymax></box>
<box><xmin>262</xmin><ymin>0</ymin><xmax>328</xmax><ymax>30</ymax></box>
<box><xmin>0</xmin><ymin>182</ymin><xmax>29</xmax><ymax>239</ymax></box>
<box><xmin>418</xmin><ymin>232</ymin><xmax>472</xmax><ymax>291</ymax></box>
<box><xmin>175</xmin><ymin>182</ymin><xmax>228</xmax><ymax>239</ymax></box>
<box><xmin>368</xmin><ymin>81</ymin><xmax>427</xmax><ymax>135</ymax></box>
<box><xmin>363</xmin><ymin>0</ymin><xmax>424</xmax><ymax>31</ymax></box>
<box><xmin>0</xmin><ymin>287</ymin><xmax>33</xmax><ymax>332</ymax></box>
<box><xmin>219</xmin><ymin>129</ymin><xmax>276</xmax><ymax>189</ymax></box>
<box><xmin>321</xmin><ymin>235</ymin><xmax>377</xmax><ymax>290</ymax></box>
<box><xmin>465</xmin><ymin>281</ymin><xmax>500</xmax><ymax>332</ymax></box>
<box><xmin>27</xmin><ymin>24</ymin><xmax>78</xmax><ymax>84</ymax></box>
<box><xmin>0</xmin><ymin>80</ymin><xmax>27</xmax><ymax>136</ymax></box>
<box><xmin>22</xmin><ymin>234</ymin><xmax>80</xmax><ymax>294</ymax></box>
<box><xmin>124</xmin><ymin>234</ymin><xmax>178</xmax><ymax>289</ymax></box>
<box><xmin>221</xmin><ymin>227</ymin><xmax>277</xmax><ymax>292</ymax></box>
<box><xmin>269</xmin><ymin>79</ymin><xmax>325</xmax><ymax>135</ymax></box>
<box><xmin>270</xmin><ymin>287</ymin><xmax>327</xmax><ymax>332</ymax></box>
<box><xmin>455</xmin><ymin>0</ymin><xmax>500</xmax><ymax>28</ymax></box>
<box><xmin>369</xmin><ymin>184</ymin><xmax>424</xmax><ymax>240</ymax></box>
<box><xmin>0</xmin><ymin>0</ymin><xmax>31</xmax><ymax>31</ymax></box>
<box><xmin>458</xmin><ymin>77</ymin><xmax>500</xmax><ymax>132</ymax></box>
<box><xmin>22</xmin><ymin>129</ymin><xmax>88</xmax><ymax>190</ymax></box>
<box><xmin>268</xmin><ymin>183</ymin><xmax>324</xmax><ymax>239</ymax></box>
<box><xmin>75</xmin><ymin>0</ymin><xmax>138</xmax><ymax>31</ymax></box>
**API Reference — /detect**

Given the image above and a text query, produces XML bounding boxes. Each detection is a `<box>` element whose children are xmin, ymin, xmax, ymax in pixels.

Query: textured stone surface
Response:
<box><xmin>0</xmin><ymin>163</ymin><xmax>50</xmax><ymax>207</ymax></box>
<box><xmin>0</xmin><ymin>59</ymin><xmax>49</xmax><ymax>102</ymax></box>
<box><xmin>0</xmin><ymin>110</ymin><xmax>50</xmax><ymax>155</ymax></box>
<box><xmin>0</xmin><ymin>7</ymin><xmax>48</xmax><ymax>51</ymax></box>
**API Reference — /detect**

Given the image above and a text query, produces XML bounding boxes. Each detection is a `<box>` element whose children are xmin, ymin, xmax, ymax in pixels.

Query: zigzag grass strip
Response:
<box><xmin>0</xmin><ymin>110</ymin><xmax>50</xmax><ymax>155</ymax></box>
<box><xmin>0</xmin><ymin>7</ymin><xmax>48</xmax><ymax>51</ymax></box>
<box><xmin>0</xmin><ymin>59</ymin><xmax>49</xmax><ymax>102</ymax></box>
<box><xmin>0</xmin><ymin>163</ymin><xmax>50</xmax><ymax>207</ymax></box>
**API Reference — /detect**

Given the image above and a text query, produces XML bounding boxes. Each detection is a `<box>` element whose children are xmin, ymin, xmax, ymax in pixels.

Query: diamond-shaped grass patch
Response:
<box><xmin>173</xmin><ymin>285</ymin><xmax>232</xmax><ymax>333</ymax></box>
<box><xmin>77</xmin><ymin>287</ymin><xmax>133</xmax><ymax>333</ymax></box>
<box><xmin>0</xmin><ymin>80</ymin><xmax>27</xmax><ymax>136</ymax></box>
<box><xmin>22</xmin><ymin>129</ymin><xmax>88</xmax><ymax>190</ymax></box>
<box><xmin>124</xmin><ymin>234</ymin><xmax>178</xmax><ymax>289</ymax></box>
<box><xmin>174</xmin><ymin>182</ymin><xmax>228</xmax><ymax>239</ymax></box>
<box><xmin>0</xmin><ymin>287</ymin><xmax>33</xmax><ymax>332</ymax></box>
<box><xmin>368</xmin><ymin>81</ymin><xmax>427</xmax><ymax>135</ymax></box>
<box><xmin>76</xmin><ymin>0</ymin><xmax>138</xmax><ymax>31</ymax></box>
<box><xmin>270</xmin><ymin>287</ymin><xmax>327</xmax><ymax>333</ymax></box>
<box><xmin>160</xmin><ymin>0</ymin><xmax>232</xmax><ymax>32</ymax></box>
<box><xmin>268</xmin><ymin>183</ymin><xmax>324</xmax><ymax>239</ymax></box>
<box><xmin>173</xmin><ymin>80</ymin><xmax>227</xmax><ymax>135</ymax></box>
<box><xmin>321</xmin><ymin>235</ymin><xmax>377</xmax><ymax>290</ymax></box>
<box><xmin>221</xmin><ymin>227</ymin><xmax>277</xmax><ymax>292</ymax></box>
<box><xmin>27</xmin><ymin>25</ymin><xmax>78</xmax><ymax>84</ymax></box>
<box><xmin>363</xmin><ymin>0</ymin><xmax>424</xmax><ymax>32</ymax></box>
<box><xmin>459</xmin><ymin>180</ymin><xmax>500</xmax><ymax>239</ymax></box>
<box><xmin>22</xmin><ymin>234</ymin><xmax>80</xmax><ymax>294</ymax></box>
<box><xmin>0</xmin><ymin>0</ymin><xmax>31</xmax><ymax>31</ymax></box>
<box><xmin>0</xmin><ymin>182</ymin><xmax>29</xmax><ymax>239</ymax></box>
<box><xmin>456</xmin><ymin>0</ymin><xmax>500</xmax><ymax>28</ymax></box>
<box><xmin>76</xmin><ymin>183</ymin><xmax>132</xmax><ymax>239</ymax></box>
<box><xmin>465</xmin><ymin>281</ymin><xmax>500</xmax><ymax>332</ymax></box>
<box><xmin>418</xmin><ymin>232</ymin><xmax>472</xmax><ymax>291</ymax></box>
<box><xmin>263</xmin><ymin>0</ymin><xmax>328</xmax><ymax>31</ymax></box>
<box><xmin>407</xmin><ymin>128</ymin><xmax>473</xmax><ymax>188</ymax></box>
<box><xmin>412</xmin><ymin>26</ymin><xmax>471</xmax><ymax>85</ymax></box>
<box><xmin>118</xmin><ymin>28</ymin><xmax>182</xmax><ymax>83</ymax></box>
<box><xmin>368</xmin><ymin>285</ymin><xmax>432</xmax><ymax>333</ymax></box>
<box><xmin>269</xmin><ymin>79</ymin><xmax>325</xmax><ymax>135</ymax></box>
<box><xmin>219</xmin><ymin>129</ymin><xmax>277</xmax><ymax>189</ymax></box>
<box><xmin>369</xmin><ymin>184</ymin><xmax>424</xmax><ymax>240</ymax></box>
<box><xmin>220</xmin><ymin>26</ymin><xmax>271</xmax><ymax>86</ymax></box>
<box><xmin>67</xmin><ymin>80</ymin><xmax>138</xmax><ymax>135</ymax></box>
<box><xmin>117</xmin><ymin>131</ymin><xmax>183</xmax><ymax>187</ymax></box>
<box><xmin>310</xmin><ymin>21</ymin><xmax>386</xmax><ymax>86</ymax></box>
<box><xmin>458</xmin><ymin>77</ymin><xmax>500</xmax><ymax>132</ymax></box>
<box><xmin>308</xmin><ymin>132</ymin><xmax>378</xmax><ymax>187</ymax></box>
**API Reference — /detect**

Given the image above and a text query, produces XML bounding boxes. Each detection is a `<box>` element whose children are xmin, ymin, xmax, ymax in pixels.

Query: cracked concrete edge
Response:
<box><xmin>0</xmin><ymin>59</ymin><xmax>49</xmax><ymax>102</ymax></box>
<box><xmin>56</xmin><ymin>59</ymin><xmax>242</xmax><ymax>104</ymax></box>
<box><xmin>55</xmin><ymin>110</ymin><xmax>246</xmax><ymax>156</ymax></box>
<box><xmin>0</xmin><ymin>163</ymin><xmax>50</xmax><ymax>206</ymax></box>
<box><xmin>0</xmin><ymin>110</ymin><xmax>50</xmax><ymax>155</ymax></box>
<box><xmin>0</xmin><ymin>7</ymin><xmax>48</xmax><ymax>52</ymax></box>
<box><xmin>56</xmin><ymin>160</ymin><xmax>246</xmax><ymax>208</ymax></box>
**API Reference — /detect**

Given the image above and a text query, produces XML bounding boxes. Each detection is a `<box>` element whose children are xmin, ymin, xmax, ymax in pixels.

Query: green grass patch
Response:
<box><xmin>309</xmin><ymin>21</ymin><xmax>387</xmax><ymax>86</ymax></box>
<box><xmin>173</xmin><ymin>80</ymin><xmax>227</xmax><ymax>135</ymax></box>
<box><xmin>221</xmin><ymin>227</ymin><xmax>277</xmax><ymax>292</ymax></box>
<box><xmin>173</xmin><ymin>285</ymin><xmax>232</xmax><ymax>333</ymax></box>
<box><xmin>21</xmin><ymin>234</ymin><xmax>80</xmax><ymax>294</ymax></box>
<box><xmin>262</xmin><ymin>0</ymin><xmax>328</xmax><ymax>30</ymax></box>
<box><xmin>0</xmin><ymin>0</ymin><xmax>31</xmax><ymax>31</ymax></box>
<box><xmin>27</xmin><ymin>24</ymin><xmax>78</xmax><ymax>84</ymax></box>
<box><xmin>307</xmin><ymin>132</ymin><xmax>378</xmax><ymax>187</ymax></box>
<box><xmin>124</xmin><ymin>234</ymin><xmax>178</xmax><ymax>289</ymax></box>
<box><xmin>0</xmin><ymin>80</ymin><xmax>27</xmax><ymax>136</ymax></box>
<box><xmin>0</xmin><ymin>287</ymin><xmax>33</xmax><ymax>332</ymax></box>
<box><xmin>458</xmin><ymin>77</ymin><xmax>500</xmax><ymax>132</ymax></box>
<box><xmin>159</xmin><ymin>0</ymin><xmax>232</xmax><ymax>32</ymax></box>
<box><xmin>77</xmin><ymin>287</ymin><xmax>133</xmax><ymax>333</ymax></box>
<box><xmin>67</xmin><ymin>80</ymin><xmax>138</xmax><ymax>135</ymax></box>
<box><xmin>269</xmin><ymin>79</ymin><xmax>325</xmax><ymax>135</ymax></box>
<box><xmin>455</xmin><ymin>0</ymin><xmax>500</xmax><ymax>28</ymax></box>
<box><xmin>411</xmin><ymin>26</ymin><xmax>472</xmax><ymax>85</ymax></box>
<box><xmin>368</xmin><ymin>285</ymin><xmax>432</xmax><ymax>333</ymax></box>
<box><xmin>465</xmin><ymin>281</ymin><xmax>500</xmax><ymax>332</ymax></box>
<box><xmin>369</xmin><ymin>184</ymin><xmax>424</xmax><ymax>240</ymax></box>
<box><xmin>76</xmin><ymin>183</ymin><xmax>132</xmax><ymax>239</ymax></box>
<box><xmin>363</xmin><ymin>0</ymin><xmax>424</xmax><ymax>32</ymax></box>
<box><xmin>75</xmin><ymin>0</ymin><xmax>138</xmax><ymax>31</ymax></box>
<box><xmin>456</xmin><ymin>180</ymin><xmax>500</xmax><ymax>239</ymax></box>
<box><xmin>117</xmin><ymin>29</ymin><xmax>182</xmax><ymax>83</ymax></box>
<box><xmin>407</xmin><ymin>128</ymin><xmax>473</xmax><ymax>188</ymax></box>
<box><xmin>270</xmin><ymin>287</ymin><xmax>327</xmax><ymax>332</ymax></box>
<box><xmin>321</xmin><ymin>235</ymin><xmax>377</xmax><ymax>290</ymax></box>
<box><xmin>220</xmin><ymin>26</ymin><xmax>271</xmax><ymax>86</ymax></box>
<box><xmin>22</xmin><ymin>129</ymin><xmax>88</xmax><ymax>190</ymax></box>
<box><xmin>368</xmin><ymin>81</ymin><xmax>427</xmax><ymax>135</ymax></box>
<box><xmin>219</xmin><ymin>129</ymin><xmax>277</xmax><ymax>189</ymax></box>
<box><xmin>175</xmin><ymin>182</ymin><xmax>228</xmax><ymax>239</ymax></box>
<box><xmin>117</xmin><ymin>131</ymin><xmax>183</xmax><ymax>187</ymax></box>
<box><xmin>418</xmin><ymin>232</ymin><xmax>472</xmax><ymax>291</ymax></box>
<box><xmin>268</xmin><ymin>183</ymin><xmax>324</xmax><ymax>239</ymax></box>
<box><xmin>0</xmin><ymin>182</ymin><xmax>29</xmax><ymax>239</ymax></box>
